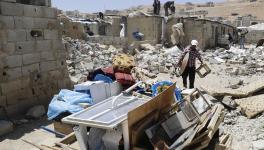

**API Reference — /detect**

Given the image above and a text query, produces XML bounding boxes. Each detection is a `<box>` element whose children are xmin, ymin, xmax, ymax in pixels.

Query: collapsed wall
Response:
<box><xmin>0</xmin><ymin>0</ymin><xmax>72</xmax><ymax>116</ymax></box>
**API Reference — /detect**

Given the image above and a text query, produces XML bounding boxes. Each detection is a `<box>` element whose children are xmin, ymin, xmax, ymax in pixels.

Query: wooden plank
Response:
<box><xmin>55</xmin><ymin>142</ymin><xmax>78</xmax><ymax>150</ymax></box>
<box><xmin>193</xmin><ymin>139</ymin><xmax>211</xmax><ymax>150</ymax></box>
<box><xmin>131</xmin><ymin>110</ymin><xmax>159</xmax><ymax>146</ymax></box>
<box><xmin>41</xmin><ymin>145</ymin><xmax>60</xmax><ymax>150</ymax></box>
<box><xmin>220</xmin><ymin>134</ymin><xmax>229</xmax><ymax>144</ymax></box>
<box><xmin>180</xmin><ymin>53</ymin><xmax>189</xmax><ymax>75</ymax></box>
<box><xmin>21</xmin><ymin>139</ymin><xmax>47</xmax><ymax>150</ymax></box>
<box><xmin>208</xmin><ymin>104</ymin><xmax>224</xmax><ymax>131</ymax></box>
<box><xmin>59</xmin><ymin>132</ymin><xmax>76</xmax><ymax>145</ymax></box>
<box><xmin>208</xmin><ymin>112</ymin><xmax>225</xmax><ymax>139</ymax></box>
<box><xmin>190</xmin><ymin>130</ymin><xmax>209</xmax><ymax>145</ymax></box>
<box><xmin>197</xmin><ymin>107</ymin><xmax>216</xmax><ymax>133</ymax></box>
<box><xmin>127</xmin><ymin>84</ymin><xmax>176</xmax><ymax>148</ymax></box>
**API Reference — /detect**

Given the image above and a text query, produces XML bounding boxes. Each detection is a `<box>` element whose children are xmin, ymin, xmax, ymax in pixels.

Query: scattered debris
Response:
<box><xmin>26</xmin><ymin>105</ymin><xmax>46</xmax><ymax>119</ymax></box>
<box><xmin>0</xmin><ymin>120</ymin><xmax>14</xmax><ymax>136</ymax></box>
<box><xmin>235</xmin><ymin>94</ymin><xmax>264</xmax><ymax>118</ymax></box>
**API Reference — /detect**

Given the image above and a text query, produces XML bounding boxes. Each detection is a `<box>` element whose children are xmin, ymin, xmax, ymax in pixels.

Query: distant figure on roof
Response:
<box><xmin>164</xmin><ymin>1</ymin><xmax>175</xmax><ymax>16</ymax></box>
<box><xmin>98</xmin><ymin>12</ymin><xmax>104</xmax><ymax>20</ymax></box>
<box><xmin>153</xmin><ymin>0</ymin><xmax>161</xmax><ymax>15</ymax></box>
<box><xmin>170</xmin><ymin>5</ymin><xmax>176</xmax><ymax>15</ymax></box>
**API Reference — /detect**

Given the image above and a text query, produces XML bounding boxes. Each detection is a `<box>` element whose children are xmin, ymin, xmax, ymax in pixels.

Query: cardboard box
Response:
<box><xmin>53</xmin><ymin>121</ymin><xmax>73</xmax><ymax>135</ymax></box>
<box><xmin>74</xmin><ymin>81</ymin><xmax>123</xmax><ymax>104</ymax></box>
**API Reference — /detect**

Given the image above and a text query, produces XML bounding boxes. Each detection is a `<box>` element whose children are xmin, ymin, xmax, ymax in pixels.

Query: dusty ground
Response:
<box><xmin>0</xmin><ymin>117</ymin><xmax>79</xmax><ymax>150</ymax></box>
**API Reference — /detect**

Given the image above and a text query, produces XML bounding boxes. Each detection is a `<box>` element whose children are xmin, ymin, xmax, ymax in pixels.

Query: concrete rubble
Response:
<box><xmin>26</xmin><ymin>105</ymin><xmax>46</xmax><ymax>119</ymax></box>
<box><xmin>206</xmin><ymin>46</ymin><xmax>264</xmax><ymax>75</ymax></box>
<box><xmin>0</xmin><ymin>120</ymin><xmax>14</xmax><ymax>136</ymax></box>
<box><xmin>63</xmin><ymin>37</ymin><xmax>123</xmax><ymax>83</ymax></box>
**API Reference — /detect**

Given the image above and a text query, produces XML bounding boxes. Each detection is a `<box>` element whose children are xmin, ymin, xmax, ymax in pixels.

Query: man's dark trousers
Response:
<box><xmin>182</xmin><ymin>67</ymin><xmax>196</xmax><ymax>89</ymax></box>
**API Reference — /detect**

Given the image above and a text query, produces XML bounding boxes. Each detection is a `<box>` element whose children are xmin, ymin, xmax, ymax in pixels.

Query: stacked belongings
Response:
<box><xmin>129</xmin><ymin>87</ymin><xmax>225</xmax><ymax>150</ymax></box>
<box><xmin>113</xmin><ymin>53</ymin><xmax>136</xmax><ymax>86</ymax></box>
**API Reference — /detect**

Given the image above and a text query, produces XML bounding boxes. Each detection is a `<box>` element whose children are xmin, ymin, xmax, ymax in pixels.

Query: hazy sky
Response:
<box><xmin>52</xmin><ymin>0</ymin><xmax>224</xmax><ymax>13</ymax></box>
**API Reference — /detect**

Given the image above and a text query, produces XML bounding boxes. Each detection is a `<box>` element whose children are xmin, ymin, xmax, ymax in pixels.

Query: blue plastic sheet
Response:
<box><xmin>151</xmin><ymin>81</ymin><xmax>173</xmax><ymax>97</ymax></box>
<box><xmin>47</xmin><ymin>89</ymin><xmax>93</xmax><ymax>120</ymax></box>
<box><xmin>175</xmin><ymin>87</ymin><xmax>183</xmax><ymax>102</ymax></box>
<box><xmin>94</xmin><ymin>74</ymin><xmax>113</xmax><ymax>83</ymax></box>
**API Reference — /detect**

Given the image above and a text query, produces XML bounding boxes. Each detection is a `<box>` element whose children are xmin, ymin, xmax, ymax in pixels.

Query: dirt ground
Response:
<box><xmin>0</xmin><ymin>117</ymin><xmax>79</xmax><ymax>150</ymax></box>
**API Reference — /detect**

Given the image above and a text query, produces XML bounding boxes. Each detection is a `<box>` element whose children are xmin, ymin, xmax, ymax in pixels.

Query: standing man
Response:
<box><xmin>178</xmin><ymin>40</ymin><xmax>203</xmax><ymax>89</ymax></box>
<box><xmin>164</xmin><ymin>1</ymin><xmax>174</xmax><ymax>16</ymax></box>
<box><xmin>153</xmin><ymin>0</ymin><xmax>161</xmax><ymax>15</ymax></box>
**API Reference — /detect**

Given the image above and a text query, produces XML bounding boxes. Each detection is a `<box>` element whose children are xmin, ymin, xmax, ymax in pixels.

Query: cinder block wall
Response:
<box><xmin>246</xmin><ymin>31</ymin><xmax>264</xmax><ymax>43</ymax></box>
<box><xmin>127</xmin><ymin>16</ymin><xmax>162</xmax><ymax>44</ymax></box>
<box><xmin>0</xmin><ymin>1</ymin><xmax>72</xmax><ymax>116</ymax></box>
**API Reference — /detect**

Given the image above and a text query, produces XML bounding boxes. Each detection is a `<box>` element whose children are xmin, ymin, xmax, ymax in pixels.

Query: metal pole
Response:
<box><xmin>73</xmin><ymin>126</ymin><xmax>88</xmax><ymax>150</ymax></box>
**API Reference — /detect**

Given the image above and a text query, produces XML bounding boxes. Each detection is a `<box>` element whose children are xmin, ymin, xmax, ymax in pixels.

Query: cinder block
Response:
<box><xmin>22</xmin><ymin>53</ymin><xmax>41</xmax><ymax>65</ymax></box>
<box><xmin>57</xmin><ymin>52</ymin><xmax>66</xmax><ymax>60</ymax></box>
<box><xmin>44</xmin><ymin>29</ymin><xmax>58</xmax><ymax>40</ymax></box>
<box><xmin>48</xmin><ymin>70</ymin><xmax>63</xmax><ymax>80</ymax></box>
<box><xmin>1</xmin><ymin>79</ymin><xmax>22</xmax><ymax>94</ymax></box>
<box><xmin>19</xmin><ymin>88</ymin><xmax>34</xmax><ymax>100</ymax></box>
<box><xmin>36</xmin><ymin>40</ymin><xmax>51</xmax><ymax>51</ymax></box>
<box><xmin>6</xmin><ymin>55</ymin><xmax>22</xmax><ymax>68</ymax></box>
<box><xmin>16</xmin><ymin>41</ymin><xmax>36</xmax><ymax>54</ymax></box>
<box><xmin>40</xmin><ymin>60</ymin><xmax>57</xmax><ymax>72</ymax></box>
<box><xmin>23</xmin><ymin>5</ymin><xmax>44</xmax><ymax>18</ymax></box>
<box><xmin>52</xmin><ymin>40</ymin><xmax>65</xmax><ymax>50</ymax></box>
<box><xmin>22</xmin><ymin>63</ymin><xmax>40</xmax><ymax>76</ymax></box>
<box><xmin>14</xmin><ymin>16</ymin><xmax>34</xmax><ymax>29</ymax></box>
<box><xmin>56</xmin><ymin>59</ymin><xmax>67</xmax><ymax>69</ymax></box>
<box><xmin>0</xmin><ymin>2</ymin><xmax>24</xmax><ymax>16</ymax></box>
<box><xmin>26</xmin><ymin>29</ymin><xmax>44</xmax><ymax>41</ymax></box>
<box><xmin>0</xmin><ymin>42</ymin><xmax>16</xmax><ymax>55</ymax></box>
<box><xmin>5</xmin><ymin>96</ymin><xmax>38</xmax><ymax>116</ymax></box>
<box><xmin>0</xmin><ymin>30</ymin><xmax>7</xmax><ymax>43</ymax></box>
<box><xmin>6</xmin><ymin>90</ymin><xmax>22</xmax><ymax>105</ymax></box>
<box><xmin>58</xmin><ymin>78</ymin><xmax>73</xmax><ymax>89</ymax></box>
<box><xmin>0</xmin><ymin>96</ymin><xmax>7</xmax><ymax>107</ymax></box>
<box><xmin>21</xmin><ymin>77</ymin><xmax>30</xmax><ymax>89</ymax></box>
<box><xmin>0</xmin><ymin>16</ymin><xmax>15</xmax><ymax>29</ymax></box>
<box><xmin>41</xmin><ymin>51</ymin><xmax>56</xmax><ymax>61</ymax></box>
<box><xmin>43</xmin><ymin>7</ymin><xmax>57</xmax><ymax>19</ymax></box>
<box><xmin>5</xmin><ymin>67</ymin><xmax>22</xmax><ymax>80</ymax></box>
<box><xmin>7</xmin><ymin>29</ymin><xmax>27</xmax><ymax>42</ymax></box>
<box><xmin>35</xmin><ymin>18</ymin><xmax>59</xmax><ymax>30</ymax></box>
<box><xmin>0</xmin><ymin>0</ymin><xmax>16</xmax><ymax>2</ymax></box>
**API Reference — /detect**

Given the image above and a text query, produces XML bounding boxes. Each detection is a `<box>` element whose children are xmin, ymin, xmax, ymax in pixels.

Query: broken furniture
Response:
<box><xmin>128</xmin><ymin>85</ymin><xmax>223</xmax><ymax>150</ymax></box>
<box><xmin>196</xmin><ymin>63</ymin><xmax>211</xmax><ymax>78</ymax></box>
<box><xmin>62</xmin><ymin>82</ymin><xmax>151</xmax><ymax>150</ymax></box>
<box><xmin>180</xmin><ymin>88</ymin><xmax>211</xmax><ymax>121</ymax></box>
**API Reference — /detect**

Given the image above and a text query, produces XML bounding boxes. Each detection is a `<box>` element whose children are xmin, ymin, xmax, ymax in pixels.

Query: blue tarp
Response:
<box><xmin>151</xmin><ymin>81</ymin><xmax>174</xmax><ymax>97</ymax></box>
<box><xmin>94</xmin><ymin>74</ymin><xmax>113</xmax><ymax>83</ymax></box>
<box><xmin>47</xmin><ymin>89</ymin><xmax>93</xmax><ymax>120</ymax></box>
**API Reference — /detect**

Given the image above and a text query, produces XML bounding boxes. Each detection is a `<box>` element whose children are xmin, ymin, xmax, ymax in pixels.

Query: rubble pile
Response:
<box><xmin>221</xmin><ymin>111</ymin><xmax>264</xmax><ymax>147</ymax></box>
<box><xmin>63</xmin><ymin>37</ymin><xmax>122</xmax><ymax>82</ymax></box>
<box><xmin>206</xmin><ymin>46</ymin><xmax>264</xmax><ymax>75</ymax></box>
<box><xmin>135</xmin><ymin>45</ymin><xmax>183</xmax><ymax>74</ymax></box>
